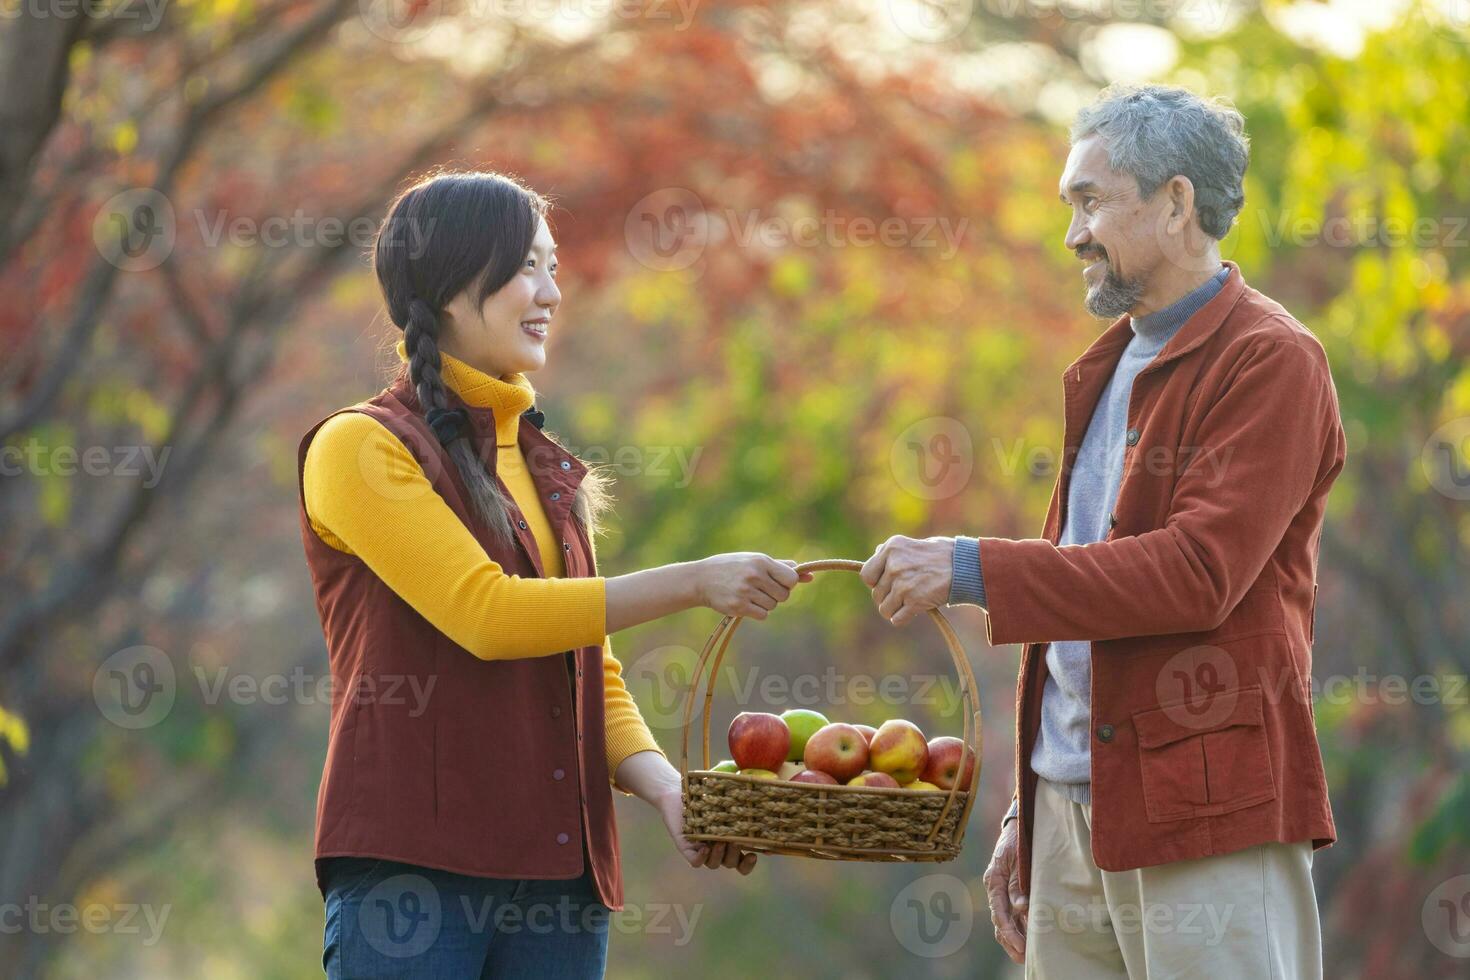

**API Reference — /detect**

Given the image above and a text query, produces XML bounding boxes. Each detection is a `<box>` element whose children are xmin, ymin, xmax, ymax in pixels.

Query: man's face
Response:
<box><xmin>1058</xmin><ymin>135</ymin><xmax>1172</xmax><ymax>319</ymax></box>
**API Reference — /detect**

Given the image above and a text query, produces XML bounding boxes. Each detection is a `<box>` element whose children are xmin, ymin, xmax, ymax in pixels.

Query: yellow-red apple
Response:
<box><xmin>847</xmin><ymin>771</ymin><xmax>900</xmax><ymax>788</ymax></box>
<box><xmin>868</xmin><ymin>720</ymin><xmax>929</xmax><ymax>784</ymax></box>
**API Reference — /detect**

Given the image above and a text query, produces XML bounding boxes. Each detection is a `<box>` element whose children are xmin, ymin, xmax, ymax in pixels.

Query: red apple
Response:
<box><xmin>847</xmin><ymin>771</ymin><xmax>899</xmax><ymax>788</ymax></box>
<box><xmin>728</xmin><ymin>712</ymin><xmax>790</xmax><ymax>772</ymax></box>
<box><xmin>791</xmin><ymin>769</ymin><xmax>838</xmax><ymax>785</ymax></box>
<box><xmin>853</xmin><ymin>724</ymin><xmax>878</xmax><ymax>746</ymax></box>
<box><xmin>921</xmin><ymin>736</ymin><xmax>976</xmax><ymax>791</ymax></box>
<box><xmin>868</xmin><ymin>720</ymin><xmax>929</xmax><ymax>785</ymax></box>
<box><xmin>802</xmin><ymin>723</ymin><xmax>869</xmax><ymax>783</ymax></box>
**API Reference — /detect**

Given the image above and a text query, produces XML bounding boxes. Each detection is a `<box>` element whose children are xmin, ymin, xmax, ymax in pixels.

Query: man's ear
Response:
<box><xmin>1166</xmin><ymin>175</ymin><xmax>1197</xmax><ymax>235</ymax></box>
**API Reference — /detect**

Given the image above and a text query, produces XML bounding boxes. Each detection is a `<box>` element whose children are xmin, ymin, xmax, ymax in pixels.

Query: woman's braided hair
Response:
<box><xmin>372</xmin><ymin>170</ymin><xmax>610</xmax><ymax>545</ymax></box>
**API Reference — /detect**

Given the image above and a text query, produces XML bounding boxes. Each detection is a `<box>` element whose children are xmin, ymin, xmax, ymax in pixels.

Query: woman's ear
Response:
<box><xmin>437</xmin><ymin>290</ymin><xmax>474</xmax><ymax>351</ymax></box>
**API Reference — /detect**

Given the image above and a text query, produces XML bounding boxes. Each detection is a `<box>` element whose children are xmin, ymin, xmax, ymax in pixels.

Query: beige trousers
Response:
<box><xmin>1024</xmin><ymin>777</ymin><xmax>1323</xmax><ymax>980</ymax></box>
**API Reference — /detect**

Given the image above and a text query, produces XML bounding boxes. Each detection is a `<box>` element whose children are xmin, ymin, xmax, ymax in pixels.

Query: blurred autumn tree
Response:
<box><xmin>1</xmin><ymin>0</ymin><xmax>1467</xmax><ymax>976</ymax></box>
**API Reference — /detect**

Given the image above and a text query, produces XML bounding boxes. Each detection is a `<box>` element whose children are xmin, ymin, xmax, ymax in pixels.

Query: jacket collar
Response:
<box><xmin>1064</xmin><ymin>260</ymin><xmax>1247</xmax><ymax>382</ymax></box>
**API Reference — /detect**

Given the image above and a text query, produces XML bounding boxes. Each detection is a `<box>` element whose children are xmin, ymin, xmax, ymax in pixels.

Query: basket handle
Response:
<box><xmin>678</xmin><ymin>558</ymin><xmax>983</xmax><ymax>845</ymax></box>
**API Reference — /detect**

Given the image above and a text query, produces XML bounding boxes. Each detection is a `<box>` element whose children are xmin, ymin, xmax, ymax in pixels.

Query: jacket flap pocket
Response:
<box><xmin>1133</xmin><ymin>685</ymin><xmax>1264</xmax><ymax>750</ymax></box>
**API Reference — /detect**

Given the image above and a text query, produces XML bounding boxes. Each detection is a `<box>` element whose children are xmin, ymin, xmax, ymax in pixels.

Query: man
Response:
<box><xmin>861</xmin><ymin>84</ymin><xmax>1343</xmax><ymax>978</ymax></box>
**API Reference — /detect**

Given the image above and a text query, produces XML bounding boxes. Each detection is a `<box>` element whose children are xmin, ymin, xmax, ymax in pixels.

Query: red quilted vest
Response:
<box><xmin>295</xmin><ymin>372</ymin><xmax>623</xmax><ymax>909</ymax></box>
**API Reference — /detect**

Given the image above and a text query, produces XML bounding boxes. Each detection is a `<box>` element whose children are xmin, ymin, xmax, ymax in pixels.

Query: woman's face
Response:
<box><xmin>440</xmin><ymin>215</ymin><xmax>560</xmax><ymax>378</ymax></box>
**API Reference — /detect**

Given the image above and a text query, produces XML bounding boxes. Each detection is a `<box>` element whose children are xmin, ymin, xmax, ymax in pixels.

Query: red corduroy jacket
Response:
<box><xmin>982</xmin><ymin>262</ymin><xmax>1343</xmax><ymax>894</ymax></box>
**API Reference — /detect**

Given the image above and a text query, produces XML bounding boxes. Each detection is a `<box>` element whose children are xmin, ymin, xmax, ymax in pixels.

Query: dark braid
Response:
<box><xmin>401</xmin><ymin>295</ymin><xmax>514</xmax><ymax>544</ymax></box>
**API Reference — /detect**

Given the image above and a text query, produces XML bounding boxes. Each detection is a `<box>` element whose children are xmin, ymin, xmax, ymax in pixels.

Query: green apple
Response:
<box><xmin>780</xmin><ymin>708</ymin><xmax>830</xmax><ymax>761</ymax></box>
<box><xmin>711</xmin><ymin>759</ymin><xmax>739</xmax><ymax>773</ymax></box>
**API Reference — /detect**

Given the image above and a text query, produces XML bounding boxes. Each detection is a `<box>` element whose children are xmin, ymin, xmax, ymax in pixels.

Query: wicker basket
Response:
<box><xmin>680</xmin><ymin>559</ymin><xmax>982</xmax><ymax>862</ymax></box>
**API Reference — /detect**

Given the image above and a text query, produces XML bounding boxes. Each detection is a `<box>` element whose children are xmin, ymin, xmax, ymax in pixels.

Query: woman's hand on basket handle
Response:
<box><xmin>605</xmin><ymin>555</ymin><xmax>811</xmax><ymax>634</ymax></box>
<box><xmin>614</xmin><ymin>751</ymin><xmax>758</xmax><ymax>875</ymax></box>
<box><xmin>860</xmin><ymin>536</ymin><xmax>955</xmax><ymax>626</ymax></box>
<box><xmin>695</xmin><ymin>554</ymin><xmax>812</xmax><ymax>620</ymax></box>
<box><xmin>983</xmin><ymin>813</ymin><xmax>1028</xmax><ymax>964</ymax></box>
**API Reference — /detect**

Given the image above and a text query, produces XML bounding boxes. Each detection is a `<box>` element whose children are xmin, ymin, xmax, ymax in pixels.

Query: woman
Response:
<box><xmin>295</xmin><ymin>170</ymin><xmax>804</xmax><ymax>977</ymax></box>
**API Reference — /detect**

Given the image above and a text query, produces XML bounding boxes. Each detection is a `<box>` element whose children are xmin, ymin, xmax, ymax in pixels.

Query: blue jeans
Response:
<box><xmin>321</xmin><ymin>854</ymin><xmax>610</xmax><ymax>978</ymax></box>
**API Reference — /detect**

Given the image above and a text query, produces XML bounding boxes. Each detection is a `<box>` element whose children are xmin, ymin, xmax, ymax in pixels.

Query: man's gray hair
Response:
<box><xmin>1071</xmin><ymin>84</ymin><xmax>1250</xmax><ymax>240</ymax></box>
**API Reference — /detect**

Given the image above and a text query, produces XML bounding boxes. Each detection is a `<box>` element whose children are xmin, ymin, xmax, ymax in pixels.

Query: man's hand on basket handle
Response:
<box><xmin>860</xmin><ymin>536</ymin><xmax>955</xmax><ymax>626</ymax></box>
<box><xmin>615</xmin><ymin>750</ymin><xmax>759</xmax><ymax>875</ymax></box>
<box><xmin>984</xmin><ymin>808</ymin><xmax>1028</xmax><ymax>964</ymax></box>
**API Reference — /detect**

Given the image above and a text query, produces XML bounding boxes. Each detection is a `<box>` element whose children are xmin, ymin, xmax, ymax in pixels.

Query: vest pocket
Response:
<box><xmin>1132</xmin><ymin>684</ymin><xmax>1277</xmax><ymax>823</ymax></box>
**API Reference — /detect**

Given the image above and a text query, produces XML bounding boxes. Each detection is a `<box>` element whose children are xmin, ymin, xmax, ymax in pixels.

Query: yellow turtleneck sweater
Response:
<box><xmin>302</xmin><ymin>340</ymin><xmax>664</xmax><ymax>782</ymax></box>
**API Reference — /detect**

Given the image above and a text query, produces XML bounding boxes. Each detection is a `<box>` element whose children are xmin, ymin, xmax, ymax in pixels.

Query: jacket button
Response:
<box><xmin>1108</xmin><ymin>513</ymin><xmax>1118</xmax><ymax>529</ymax></box>
<box><xmin>553</xmin><ymin>768</ymin><xmax>565</xmax><ymax>780</ymax></box>
<box><xmin>556</xmin><ymin>832</ymin><xmax>570</xmax><ymax>845</ymax></box>
<box><xmin>563</xmin><ymin>541</ymin><xmax>571</xmax><ymax>551</ymax></box>
<box><xmin>1125</xmin><ymin>428</ymin><xmax>1140</xmax><ymax>446</ymax></box>
<box><xmin>1096</xmin><ymin>724</ymin><xmax>1115</xmax><ymax>743</ymax></box>
<box><xmin>551</xmin><ymin>705</ymin><xmax>561</xmax><ymax>717</ymax></box>
<box><xmin>560</xmin><ymin>460</ymin><xmax>572</xmax><ymax>471</ymax></box>
<box><xmin>518</xmin><ymin>519</ymin><xmax>528</xmax><ymax>530</ymax></box>
<box><xmin>550</xmin><ymin>491</ymin><xmax>560</xmax><ymax>501</ymax></box>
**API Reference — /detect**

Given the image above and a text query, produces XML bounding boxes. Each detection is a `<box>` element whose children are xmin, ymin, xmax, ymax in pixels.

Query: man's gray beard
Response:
<box><xmin>1085</xmin><ymin>263</ymin><xmax>1145</xmax><ymax>319</ymax></box>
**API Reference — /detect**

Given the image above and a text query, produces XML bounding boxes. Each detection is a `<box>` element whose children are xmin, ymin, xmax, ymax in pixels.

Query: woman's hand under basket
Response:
<box><xmin>616</xmin><ymin>749</ymin><xmax>759</xmax><ymax>875</ymax></box>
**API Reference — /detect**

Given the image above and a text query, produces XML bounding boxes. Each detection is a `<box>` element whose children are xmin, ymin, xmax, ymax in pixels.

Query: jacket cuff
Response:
<box><xmin>948</xmin><ymin>536</ymin><xmax>987</xmax><ymax>608</ymax></box>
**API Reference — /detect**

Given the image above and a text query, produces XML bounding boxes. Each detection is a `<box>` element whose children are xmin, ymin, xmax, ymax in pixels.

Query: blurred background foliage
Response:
<box><xmin>1</xmin><ymin>0</ymin><xmax>1468</xmax><ymax>976</ymax></box>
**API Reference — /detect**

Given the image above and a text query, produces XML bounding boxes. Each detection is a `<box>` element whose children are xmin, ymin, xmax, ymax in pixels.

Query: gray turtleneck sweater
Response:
<box><xmin>951</xmin><ymin>265</ymin><xmax>1230</xmax><ymax>814</ymax></box>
